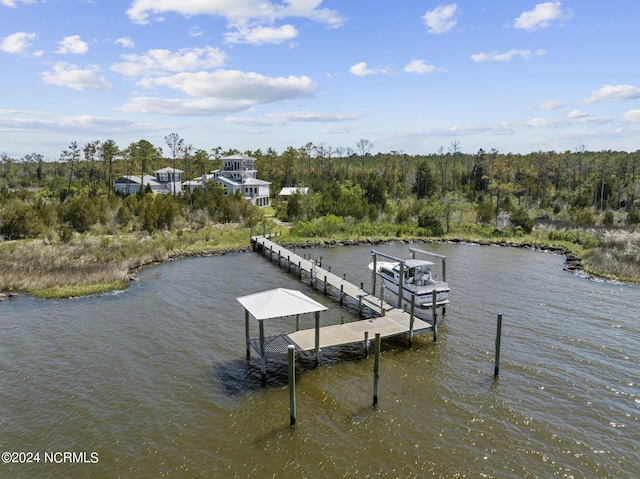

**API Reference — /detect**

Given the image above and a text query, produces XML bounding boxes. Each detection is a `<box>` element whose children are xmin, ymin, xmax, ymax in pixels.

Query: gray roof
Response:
<box><xmin>114</xmin><ymin>175</ymin><xmax>160</xmax><ymax>187</ymax></box>
<box><xmin>237</xmin><ymin>288</ymin><xmax>327</xmax><ymax>321</ymax></box>
<box><xmin>243</xmin><ymin>178</ymin><xmax>271</xmax><ymax>186</ymax></box>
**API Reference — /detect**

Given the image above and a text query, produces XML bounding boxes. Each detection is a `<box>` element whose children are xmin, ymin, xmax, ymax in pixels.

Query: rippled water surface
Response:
<box><xmin>1</xmin><ymin>242</ymin><xmax>638</xmax><ymax>478</ymax></box>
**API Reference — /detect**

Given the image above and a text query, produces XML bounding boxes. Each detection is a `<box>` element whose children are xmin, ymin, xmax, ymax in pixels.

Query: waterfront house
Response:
<box><xmin>114</xmin><ymin>167</ymin><xmax>183</xmax><ymax>195</ymax></box>
<box><xmin>186</xmin><ymin>153</ymin><xmax>271</xmax><ymax>207</ymax></box>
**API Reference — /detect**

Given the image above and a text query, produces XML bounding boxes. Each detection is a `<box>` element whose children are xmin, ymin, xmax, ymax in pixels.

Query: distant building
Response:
<box><xmin>114</xmin><ymin>167</ymin><xmax>183</xmax><ymax>195</ymax></box>
<box><xmin>186</xmin><ymin>154</ymin><xmax>271</xmax><ymax>207</ymax></box>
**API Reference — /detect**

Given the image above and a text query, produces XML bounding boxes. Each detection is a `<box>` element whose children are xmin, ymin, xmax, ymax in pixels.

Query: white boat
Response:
<box><xmin>369</xmin><ymin>259</ymin><xmax>449</xmax><ymax>310</ymax></box>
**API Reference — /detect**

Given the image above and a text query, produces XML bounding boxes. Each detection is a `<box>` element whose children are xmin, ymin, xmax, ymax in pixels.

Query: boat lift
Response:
<box><xmin>370</xmin><ymin>247</ymin><xmax>447</xmax><ymax>309</ymax></box>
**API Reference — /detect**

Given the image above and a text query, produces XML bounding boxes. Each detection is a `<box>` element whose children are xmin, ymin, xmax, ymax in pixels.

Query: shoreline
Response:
<box><xmin>0</xmin><ymin>234</ymin><xmax>611</xmax><ymax>302</ymax></box>
<box><xmin>163</xmin><ymin>235</ymin><xmax>584</xmax><ymax>279</ymax></box>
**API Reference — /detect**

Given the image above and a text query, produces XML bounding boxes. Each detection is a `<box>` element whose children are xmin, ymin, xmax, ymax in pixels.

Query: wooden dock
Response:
<box><xmin>250</xmin><ymin>235</ymin><xmax>435</xmax><ymax>356</ymax></box>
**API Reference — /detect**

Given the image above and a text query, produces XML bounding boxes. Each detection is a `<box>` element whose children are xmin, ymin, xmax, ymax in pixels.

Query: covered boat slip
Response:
<box><xmin>239</xmin><ymin>288</ymin><xmax>433</xmax><ymax>379</ymax></box>
<box><xmin>244</xmin><ymin>236</ymin><xmax>439</xmax><ymax>378</ymax></box>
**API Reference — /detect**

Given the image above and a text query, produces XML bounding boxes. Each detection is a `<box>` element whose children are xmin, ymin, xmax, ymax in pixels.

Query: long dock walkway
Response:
<box><xmin>250</xmin><ymin>235</ymin><xmax>435</xmax><ymax>354</ymax></box>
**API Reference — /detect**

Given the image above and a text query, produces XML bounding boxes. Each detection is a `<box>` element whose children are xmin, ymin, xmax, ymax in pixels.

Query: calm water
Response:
<box><xmin>1</xmin><ymin>242</ymin><xmax>638</xmax><ymax>478</ymax></box>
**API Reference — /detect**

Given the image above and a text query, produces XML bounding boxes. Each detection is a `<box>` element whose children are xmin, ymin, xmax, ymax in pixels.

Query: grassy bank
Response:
<box><xmin>1</xmin><ymin>221</ymin><xmax>637</xmax><ymax>299</ymax></box>
<box><xmin>0</xmin><ymin>224</ymin><xmax>252</xmax><ymax>298</ymax></box>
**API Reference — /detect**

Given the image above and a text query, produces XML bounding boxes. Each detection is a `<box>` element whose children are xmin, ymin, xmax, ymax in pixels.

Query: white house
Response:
<box><xmin>114</xmin><ymin>168</ymin><xmax>183</xmax><ymax>195</ymax></box>
<box><xmin>187</xmin><ymin>154</ymin><xmax>271</xmax><ymax>207</ymax></box>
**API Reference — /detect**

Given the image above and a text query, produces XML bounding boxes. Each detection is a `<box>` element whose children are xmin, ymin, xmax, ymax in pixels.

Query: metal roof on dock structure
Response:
<box><xmin>237</xmin><ymin>288</ymin><xmax>327</xmax><ymax>321</ymax></box>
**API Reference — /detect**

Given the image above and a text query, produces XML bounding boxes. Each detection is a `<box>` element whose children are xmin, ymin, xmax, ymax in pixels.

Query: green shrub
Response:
<box><xmin>511</xmin><ymin>207</ymin><xmax>533</xmax><ymax>233</ymax></box>
<box><xmin>603</xmin><ymin>211</ymin><xmax>614</xmax><ymax>226</ymax></box>
<box><xmin>475</xmin><ymin>201</ymin><xmax>494</xmax><ymax>224</ymax></box>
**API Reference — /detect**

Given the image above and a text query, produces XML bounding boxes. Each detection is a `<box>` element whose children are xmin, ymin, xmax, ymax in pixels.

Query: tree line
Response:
<box><xmin>1</xmin><ymin>134</ymin><xmax>639</xmax><ymax>241</ymax></box>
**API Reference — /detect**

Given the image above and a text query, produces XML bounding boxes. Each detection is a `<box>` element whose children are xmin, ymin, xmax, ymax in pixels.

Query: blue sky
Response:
<box><xmin>1</xmin><ymin>0</ymin><xmax>639</xmax><ymax>159</ymax></box>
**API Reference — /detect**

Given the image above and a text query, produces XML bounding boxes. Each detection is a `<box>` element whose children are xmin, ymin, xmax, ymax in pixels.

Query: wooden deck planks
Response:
<box><xmin>251</xmin><ymin>235</ymin><xmax>434</xmax><ymax>355</ymax></box>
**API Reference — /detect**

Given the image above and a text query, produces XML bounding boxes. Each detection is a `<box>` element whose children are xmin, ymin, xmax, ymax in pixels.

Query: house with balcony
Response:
<box><xmin>186</xmin><ymin>153</ymin><xmax>271</xmax><ymax>207</ymax></box>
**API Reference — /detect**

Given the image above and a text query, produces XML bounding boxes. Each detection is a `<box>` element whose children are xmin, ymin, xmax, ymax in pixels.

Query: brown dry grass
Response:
<box><xmin>0</xmin><ymin>224</ymin><xmax>252</xmax><ymax>298</ymax></box>
<box><xmin>583</xmin><ymin>230</ymin><xmax>640</xmax><ymax>282</ymax></box>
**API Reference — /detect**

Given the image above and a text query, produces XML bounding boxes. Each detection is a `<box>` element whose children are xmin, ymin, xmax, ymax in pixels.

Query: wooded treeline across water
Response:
<box><xmin>2</xmin><ymin>137</ymin><xmax>639</xmax><ymax>240</ymax></box>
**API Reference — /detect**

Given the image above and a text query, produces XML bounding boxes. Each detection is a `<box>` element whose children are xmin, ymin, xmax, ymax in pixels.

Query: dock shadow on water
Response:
<box><xmin>212</xmin><ymin>340</ymin><xmax>404</xmax><ymax>395</ymax></box>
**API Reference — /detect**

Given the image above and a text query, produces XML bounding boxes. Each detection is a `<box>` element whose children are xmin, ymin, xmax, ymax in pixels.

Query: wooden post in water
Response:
<box><xmin>409</xmin><ymin>294</ymin><xmax>415</xmax><ymax>347</ymax></box>
<box><xmin>298</xmin><ymin>261</ymin><xmax>302</xmax><ymax>280</ymax></box>
<box><xmin>259</xmin><ymin>320</ymin><xmax>266</xmax><ymax>383</ymax></box>
<box><xmin>397</xmin><ymin>261</ymin><xmax>405</xmax><ymax>309</ymax></box>
<box><xmin>287</xmin><ymin>255</ymin><xmax>291</xmax><ymax>273</ymax></box>
<box><xmin>340</xmin><ymin>284</ymin><xmax>344</xmax><ymax>306</ymax></box>
<box><xmin>288</xmin><ymin>345</ymin><xmax>296</xmax><ymax>427</ymax></box>
<box><xmin>432</xmin><ymin>290</ymin><xmax>437</xmax><ymax>342</ymax></box>
<box><xmin>314</xmin><ymin>311</ymin><xmax>320</xmax><ymax>366</ymax></box>
<box><xmin>380</xmin><ymin>282</ymin><xmax>385</xmax><ymax>317</ymax></box>
<box><xmin>373</xmin><ymin>333</ymin><xmax>381</xmax><ymax>407</ymax></box>
<box><xmin>245</xmin><ymin>310</ymin><xmax>251</xmax><ymax>359</ymax></box>
<box><xmin>441</xmin><ymin>257</ymin><xmax>447</xmax><ymax>283</ymax></box>
<box><xmin>324</xmin><ymin>275</ymin><xmax>327</xmax><ymax>295</ymax></box>
<box><xmin>494</xmin><ymin>314</ymin><xmax>503</xmax><ymax>378</ymax></box>
<box><xmin>358</xmin><ymin>295</ymin><xmax>363</xmax><ymax>317</ymax></box>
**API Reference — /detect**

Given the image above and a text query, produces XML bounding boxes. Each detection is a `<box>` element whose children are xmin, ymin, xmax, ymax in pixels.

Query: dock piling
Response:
<box><xmin>494</xmin><ymin>314</ymin><xmax>503</xmax><ymax>377</ymax></box>
<box><xmin>432</xmin><ymin>290</ymin><xmax>437</xmax><ymax>342</ymax></box>
<box><xmin>373</xmin><ymin>333</ymin><xmax>381</xmax><ymax>407</ymax></box>
<box><xmin>288</xmin><ymin>345</ymin><xmax>296</xmax><ymax>427</ymax></box>
<box><xmin>409</xmin><ymin>294</ymin><xmax>415</xmax><ymax>347</ymax></box>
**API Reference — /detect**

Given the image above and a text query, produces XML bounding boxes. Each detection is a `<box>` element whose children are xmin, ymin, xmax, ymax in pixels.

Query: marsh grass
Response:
<box><xmin>2</xmin><ymin>221</ymin><xmax>639</xmax><ymax>298</ymax></box>
<box><xmin>0</xmin><ymin>224</ymin><xmax>252</xmax><ymax>298</ymax></box>
<box><xmin>583</xmin><ymin>234</ymin><xmax>640</xmax><ymax>282</ymax></box>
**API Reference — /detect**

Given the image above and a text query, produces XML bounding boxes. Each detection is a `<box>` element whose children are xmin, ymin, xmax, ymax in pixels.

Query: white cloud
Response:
<box><xmin>621</xmin><ymin>110</ymin><xmax>640</xmax><ymax>124</ymax></box>
<box><xmin>126</xmin><ymin>0</ymin><xmax>345</xmax><ymax>28</ymax></box>
<box><xmin>226</xmin><ymin>111</ymin><xmax>362</xmax><ymax>126</ymax></box>
<box><xmin>40</xmin><ymin>62</ymin><xmax>112</xmax><ymax>91</ymax></box>
<box><xmin>0</xmin><ymin>112</ymin><xmax>134</xmax><ymax>133</ymax></box>
<box><xmin>471</xmin><ymin>49</ymin><xmax>545</xmax><ymax>62</ymax></box>
<box><xmin>349</xmin><ymin>61</ymin><xmax>379</xmax><ymax>76</ymax></box>
<box><xmin>111</xmin><ymin>46</ymin><xmax>226</xmax><ymax>77</ymax></box>
<box><xmin>149</xmin><ymin>70</ymin><xmax>315</xmax><ymax>99</ymax></box>
<box><xmin>115</xmin><ymin>37</ymin><xmax>135</xmax><ymax>48</ymax></box>
<box><xmin>120</xmin><ymin>70</ymin><xmax>317</xmax><ymax>116</ymax></box>
<box><xmin>0</xmin><ymin>32</ymin><xmax>36</xmax><ymax>54</ymax></box>
<box><xmin>513</xmin><ymin>2</ymin><xmax>572</xmax><ymax>31</ymax></box>
<box><xmin>224</xmin><ymin>24</ymin><xmax>298</xmax><ymax>45</ymax></box>
<box><xmin>119</xmin><ymin>97</ymin><xmax>256</xmax><ymax>116</ymax></box>
<box><xmin>321</xmin><ymin>124</ymin><xmax>357</xmax><ymax>134</ymax></box>
<box><xmin>1</xmin><ymin>0</ymin><xmax>38</xmax><ymax>7</ymax></box>
<box><xmin>584</xmin><ymin>84</ymin><xmax>640</xmax><ymax>104</ymax></box>
<box><xmin>422</xmin><ymin>3</ymin><xmax>459</xmax><ymax>34</ymax></box>
<box><xmin>536</xmin><ymin>99</ymin><xmax>564</xmax><ymax>110</ymax></box>
<box><xmin>403</xmin><ymin>59</ymin><xmax>436</xmax><ymax>74</ymax></box>
<box><xmin>568</xmin><ymin>109</ymin><xmax>588</xmax><ymax>119</ymax></box>
<box><xmin>56</xmin><ymin>35</ymin><xmax>89</xmax><ymax>55</ymax></box>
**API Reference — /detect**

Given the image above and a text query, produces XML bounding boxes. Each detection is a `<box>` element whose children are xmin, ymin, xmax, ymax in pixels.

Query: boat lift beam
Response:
<box><xmin>370</xmin><ymin>250</ymin><xmax>406</xmax><ymax>308</ymax></box>
<box><xmin>409</xmin><ymin>247</ymin><xmax>446</xmax><ymax>282</ymax></box>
